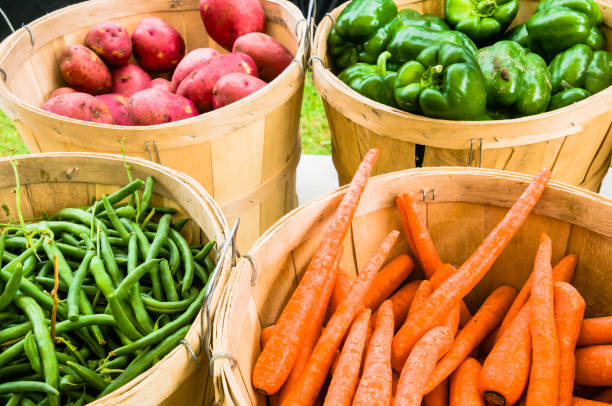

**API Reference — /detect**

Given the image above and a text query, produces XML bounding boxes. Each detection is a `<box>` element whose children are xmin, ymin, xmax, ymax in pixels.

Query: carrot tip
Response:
<box><xmin>484</xmin><ymin>391</ymin><xmax>506</xmax><ymax>406</ymax></box>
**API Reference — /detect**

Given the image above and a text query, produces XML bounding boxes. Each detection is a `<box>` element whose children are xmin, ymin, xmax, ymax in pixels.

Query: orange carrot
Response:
<box><xmin>281</xmin><ymin>230</ymin><xmax>399</xmax><ymax>406</ymax></box>
<box><xmin>390</xmin><ymin>281</ymin><xmax>420</xmax><ymax>329</ymax></box>
<box><xmin>575</xmin><ymin>346</ymin><xmax>612</xmax><ymax>386</ymax></box>
<box><xmin>554</xmin><ymin>282</ymin><xmax>586</xmax><ymax>406</ymax></box>
<box><xmin>324</xmin><ymin>309</ymin><xmax>371</xmax><ymax>406</ymax></box>
<box><xmin>593</xmin><ymin>388</ymin><xmax>612</xmax><ymax>402</ymax></box>
<box><xmin>278</xmin><ymin>250</ymin><xmax>342</xmax><ymax>404</ymax></box>
<box><xmin>426</xmin><ymin>285</ymin><xmax>517</xmax><ymax>393</ymax></box>
<box><xmin>261</xmin><ymin>325</ymin><xmax>275</xmax><ymax>348</ymax></box>
<box><xmin>424</xmin><ymin>379</ymin><xmax>449</xmax><ymax>406</ymax></box>
<box><xmin>329</xmin><ymin>267</ymin><xmax>353</xmax><ymax>316</ymax></box>
<box><xmin>572</xmin><ymin>398</ymin><xmax>610</xmax><ymax>405</ymax></box>
<box><xmin>363</xmin><ymin>255</ymin><xmax>414</xmax><ymax>310</ymax></box>
<box><xmin>396</xmin><ymin>193</ymin><xmax>443</xmax><ymax>278</ymax></box>
<box><xmin>353</xmin><ymin>300</ymin><xmax>394</xmax><ymax>406</ymax></box>
<box><xmin>480</xmin><ymin>327</ymin><xmax>498</xmax><ymax>356</ymax></box>
<box><xmin>253</xmin><ymin>149</ymin><xmax>379</xmax><ymax>395</ymax></box>
<box><xmin>408</xmin><ymin>280</ymin><xmax>431</xmax><ymax>316</ymax></box>
<box><xmin>392</xmin><ymin>169</ymin><xmax>551</xmax><ymax>371</ymax></box>
<box><xmin>526</xmin><ymin>233</ymin><xmax>559</xmax><ymax>406</ymax></box>
<box><xmin>450</xmin><ymin>358</ymin><xmax>485</xmax><ymax>406</ymax></box>
<box><xmin>497</xmin><ymin>254</ymin><xmax>577</xmax><ymax>340</ymax></box>
<box><xmin>445</xmin><ymin>304</ymin><xmax>461</xmax><ymax>337</ymax></box>
<box><xmin>393</xmin><ymin>326</ymin><xmax>454</xmax><ymax>406</ymax></box>
<box><xmin>430</xmin><ymin>263</ymin><xmax>472</xmax><ymax>329</ymax></box>
<box><xmin>480</xmin><ymin>304</ymin><xmax>532</xmax><ymax>406</ymax></box>
<box><xmin>578</xmin><ymin>317</ymin><xmax>612</xmax><ymax>347</ymax></box>
<box><xmin>392</xmin><ymin>371</ymin><xmax>399</xmax><ymax>398</ymax></box>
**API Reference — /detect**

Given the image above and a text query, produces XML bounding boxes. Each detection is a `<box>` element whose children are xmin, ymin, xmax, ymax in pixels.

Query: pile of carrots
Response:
<box><xmin>251</xmin><ymin>148</ymin><xmax>612</xmax><ymax>406</ymax></box>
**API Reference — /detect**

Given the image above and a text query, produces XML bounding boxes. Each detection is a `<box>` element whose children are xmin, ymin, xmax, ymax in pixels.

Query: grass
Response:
<box><xmin>0</xmin><ymin>73</ymin><xmax>331</xmax><ymax>157</ymax></box>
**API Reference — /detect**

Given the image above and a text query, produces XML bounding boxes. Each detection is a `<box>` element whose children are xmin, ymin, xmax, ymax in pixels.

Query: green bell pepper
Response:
<box><xmin>547</xmin><ymin>44</ymin><xmax>612</xmax><ymax>110</ymax></box>
<box><xmin>327</xmin><ymin>0</ymin><xmax>398</xmax><ymax>71</ymax></box>
<box><xmin>339</xmin><ymin>51</ymin><xmax>398</xmax><ymax>107</ymax></box>
<box><xmin>476</xmin><ymin>41</ymin><xmax>552</xmax><ymax>116</ymax></box>
<box><xmin>393</xmin><ymin>42</ymin><xmax>487</xmax><ymax>120</ymax></box>
<box><xmin>387</xmin><ymin>25</ymin><xmax>478</xmax><ymax>67</ymax></box>
<box><xmin>398</xmin><ymin>9</ymin><xmax>450</xmax><ymax>31</ymax></box>
<box><xmin>445</xmin><ymin>0</ymin><xmax>519</xmax><ymax>45</ymax></box>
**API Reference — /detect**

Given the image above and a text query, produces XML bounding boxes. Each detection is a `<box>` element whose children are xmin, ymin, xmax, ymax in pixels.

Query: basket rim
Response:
<box><xmin>312</xmin><ymin>0</ymin><xmax>612</xmax><ymax>150</ymax></box>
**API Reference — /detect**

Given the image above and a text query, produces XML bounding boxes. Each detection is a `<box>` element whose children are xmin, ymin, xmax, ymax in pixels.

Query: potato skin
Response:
<box><xmin>212</xmin><ymin>72</ymin><xmax>267</xmax><ymax>109</ymax></box>
<box><xmin>129</xmin><ymin>88</ymin><xmax>198</xmax><ymax>125</ymax></box>
<box><xmin>59</xmin><ymin>44</ymin><xmax>112</xmax><ymax>94</ymax></box>
<box><xmin>111</xmin><ymin>63</ymin><xmax>152</xmax><ymax>97</ymax></box>
<box><xmin>48</xmin><ymin>87</ymin><xmax>77</xmax><ymax>100</ymax></box>
<box><xmin>199</xmin><ymin>0</ymin><xmax>266</xmax><ymax>51</ymax></box>
<box><xmin>176</xmin><ymin>52</ymin><xmax>258</xmax><ymax>112</ymax></box>
<box><xmin>42</xmin><ymin>92</ymin><xmax>114</xmax><ymax>124</ymax></box>
<box><xmin>233</xmin><ymin>32</ymin><xmax>293</xmax><ymax>82</ymax></box>
<box><xmin>84</xmin><ymin>22</ymin><xmax>132</xmax><ymax>67</ymax></box>
<box><xmin>132</xmin><ymin>17</ymin><xmax>185</xmax><ymax>72</ymax></box>
<box><xmin>96</xmin><ymin>94</ymin><xmax>133</xmax><ymax>125</ymax></box>
<box><xmin>170</xmin><ymin>48</ymin><xmax>220</xmax><ymax>91</ymax></box>
<box><xmin>149</xmin><ymin>78</ymin><xmax>174</xmax><ymax>93</ymax></box>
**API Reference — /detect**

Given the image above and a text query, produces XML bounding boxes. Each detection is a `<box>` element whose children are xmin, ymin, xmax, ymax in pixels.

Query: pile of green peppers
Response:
<box><xmin>328</xmin><ymin>0</ymin><xmax>612</xmax><ymax>121</ymax></box>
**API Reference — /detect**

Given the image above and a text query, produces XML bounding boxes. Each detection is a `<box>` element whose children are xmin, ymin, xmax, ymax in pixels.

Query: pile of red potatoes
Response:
<box><xmin>42</xmin><ymin>0</ymin><xmax>294</xmax><ymax>125</ymax></box>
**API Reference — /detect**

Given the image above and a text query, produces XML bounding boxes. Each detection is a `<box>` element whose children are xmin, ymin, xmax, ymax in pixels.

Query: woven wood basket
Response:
<box><xmin>0</xmin><ymin>0</ymin><xmax>307</xmax><ymax>250</ymax></box>
<box><xmin>0</xmin><ymin>152</ymin><xmax>233</xmax><ymax>405</ymax></box>
<box><xmin>212</xmin><ymin>167</ymin><xmax>612</xmax><ymax>405</ymax></box>
<box><xmin>312</xmin><ymin>0</ymin><xmax>612</xmax><ymax>190</ymax></box>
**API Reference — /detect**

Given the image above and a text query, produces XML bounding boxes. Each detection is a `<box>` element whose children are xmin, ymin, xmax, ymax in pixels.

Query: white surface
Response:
<box><xmin>296</xmin><ymin>154</ymin><xmax>612</xmax><ymax>203</ymax></box>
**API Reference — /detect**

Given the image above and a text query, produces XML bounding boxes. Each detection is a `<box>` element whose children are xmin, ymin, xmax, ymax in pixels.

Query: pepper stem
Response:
<box><xmin>421</xmin><ymin>64</ymin><xmax>444</xmax><ymax>88</ymax></box>
<box><xmin>474</xmin><ymin>0</ymin><xmax>497</xmax><ymax>17</ymax></box>
<box><xmin>377</xmin><ymin>51</ymin><xmax>391</xmax><ymax>76</ymax></box>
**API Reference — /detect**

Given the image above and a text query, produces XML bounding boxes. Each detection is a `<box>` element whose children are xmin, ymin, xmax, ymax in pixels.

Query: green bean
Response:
<box><xmin>101</xmin><ymin>195</ymin><xmax>131</xmax><ymax>242</ymax></box>
<box><xmin>141</xmin><ymin>289</ymin><xmax>198</xmax><ymax>313</ymax></box>
<box><xmin>33</xmin><ymin>277</ymin><xmax>98</xmax><ymax>296</ymax></box>
<box><xmin>59</xmin><ymin>374</ymin><xmax>84</xmax><ymax>393</ymax></box>
<box><xmin>0</xmin><ymin>363</ymin><xmax>33</xmax><ymax>381</ymax></box>
<box><xmin>167</xmin><ymin>228</ymin><xmax>194</xmax><ymax>296</ymax></box>
<box><xmin>55</xmin><ymin>352</ymin><xmax>78</xmax><ymax>365</ymax></box>
<box><xmin>95</xmin><ymin>355</ymin><xmax>128</xmax><ymax>373</ymax></box>
<box><xmin>194</xmin><ymin>262</ymin><xmax>208</xmax><ymax>285</ymax></box>
<box><xmin>106</xmin><ymin>236</ymin><xmax>129</xmax><ymax>247</ymax></box>
<box><xmin>204</xmin><ymin>256</ymin><xmax>215</xmax><ymax>275</ymax></box>
<box><xmin>148</xmin><ymin>206</ymin><xmax>178</xmax><ymax>215</ymax></box>
<box><xmin>121</xmin><ymin>219</ymin><xmax>148</xmax><ymax>259</ymax></box>
<box><xmin>0</xmin><ymin>229</ymin><xmax>7</xmax><ymax>269</ymax></box>
<box><xmin>60</xmin><ymin>233</ymin><xmax>79</xmax><ymax>247</ymax></box>
<box><xmin>165</xmin><ymin>238</ymin><xmax>180</xmax><ymax>274</ymax></box>
<box><xmin>2</xmin><ymin>250</ymin><xmax>16</xmax><ymax>263</ymax></box>
<box><xmin>147</xmin><ymin>214</ymin><xmax>171</xmax><ymax>262</ymax></box>
<box><xmin>159</xmin><ymin>260</ymin><xmax>178</xmax><ymax>302</ymax></box>
<box><xmin>0</xmin><ymin>263</ymin><xmax>22</xmax><ymax>311</ymax></box>
<box><xmin>0</xmin><ymin>339</ymin><xmax>25</xmax><ymax>368</ymax></box>
<box><xmin>28</xmin><ymin>221</ymin><xmax>89</xmax><ymax>236</ymax></box>
<box><xmin>78</xmin><ymin>233</ymin><xmax>94</xmax><ymax>251</ymax></box>
<box><xmin>126</xmin><ymin>235</ymin><xmax>154</xmax><ymax>335</ymax></box>
<box><xmin>0</xmin><ymin>381</ymin><xmax>58</xmax><ymax>396</ymax></box>
<box><xmin>193</xmin><ymin>240</ymin><xmax>215</xmax><ymax>263</ymax></box>
<box><xmin>140</xmin><ymin>176</ymin><xmax>154</xmax><ymax>216</ymax></box>
<box><xmin>56</xmin><ymin>315</ymin><xmax>115</xmax><ymax>335</ymax></box>
<box><xmin>111</xmin><ymin>259</ymin><xmax>161</xmax><ymax>302</ymax></box>
<box><xmin>23</xmin><ymin>331</ymin><xmax>42</xmax><ymax>375</ymax></box>
<box><xmin>41</xmin><ymin>237</ymin><xmax>74</xmax><ymax>285</ymax></box>
<box><xmin>57</xmin><ymin>208</ymin><xmax>108</xmax><ymax>233</ymax></box>
<box><xmin>5</xmin><ymin>394</ymin><xmax>21</xmax><ymax>406</ymax></box>
<box><xmin>102</xmin><ymin>324</ymin><xmax>190</xmax><ymax>396</ymax></box>
<box><xmin>92</xmin><ymin>179</ymin><xmax>145</xmax><ymax>215</ymax></box>
<box><xmin>0</xmin><ymin>321</ymin><xmax>31</xmax><ymax>344</ymax></box>
<box><xmin>14</xmin><ymin>295</ymin><xmax>59</xmax><ymax>405</ymax></box>
<box><xmin>65</xmin><ymin>361</ymin><xmax>106</xmax><ymax>393</ymax></box>
<box><xmin>56</xmin><ymin>242</ymin><xmax>87</xmax><ymax>260</ymax></box>
<box><xmin>100</xmin><ymin>231</ymin><xmax>122</xmax><ymax>286</ymax></box>
<box><xmin>67</xmin><ymin>251</ymin><xmax>95</xmax><ymax>320</ymax></box>
<box><xmin>20</xmin><ymin>398</ymin><xmax>37</xmax><ymax>406</ymax></box>
<box><xmin>171</xmin><ymin>218</ymin><xmax>188</xmax><ymax>233</ymax></box>
<box><xmin>96</xmin><ymin>205</ymin><xmax>135</xmax><ymax>220</ymax></box>
<box><xmin>21</xmin><ymin>255</ymin><xmax>36</xmax><ymax>278</ymax></box>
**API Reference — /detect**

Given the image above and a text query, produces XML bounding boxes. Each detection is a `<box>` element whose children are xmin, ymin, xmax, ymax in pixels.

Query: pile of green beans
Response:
<box><xmin>0</xmin><ymin>177</ymin><xmax>217</xmax><ymax>406</ymax></box>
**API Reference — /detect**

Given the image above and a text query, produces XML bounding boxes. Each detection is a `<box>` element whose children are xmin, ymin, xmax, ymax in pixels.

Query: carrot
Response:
<box><xmin>396</xmin><ymin>193</ymin><xmax>443</xmax><ymax>278</ymax></box>
<box><xmin>390</xmin><ymin>280</ymin><xmax>420</xmax><ymax>329</ymax></box>
<box><xmin>278</xmin><ymin>249</ymin><xmax>342</xmax><ymax>404</ymax></box>
<box><xmin>252</xmin><ymin>149</ymin><xmax>379</xmax><ymax>394</ymax></box>
<box><xmin>526</xmin><ymin>233</ymin><xmax>559</xmax><ymax>406</ymax></box>
<box><xmin>392</xmin><ymin>169</ymin><xmax>551</xmax><ymax>371</ymax></box>
<box><xmin>445</xmin><ymin>304</ymin><xmax>461</xmax><ymax>336</ymax></box>
<box><xmin>408</xmin><ymin>280</ymin><xmax>431</xmax><ymax>316</ymax></box>
<box><xmin>323</xmin><ymin>309</ymin><xmax>371</xmax><ymax>406</ymax></box>
<box><xmin>593</xmin><ymin>388</ymin><xmax>612</xmax><ymax>402</ymax></box>
<box><xmin>554</xmin><ymin>282</ymin><xmax>586</xmax><ymax>406</ymax></box>
<box><xmin>393</xmin><ymin>326</ymin><xmax>454</xmax><ymax>406</ymax></box>
<box><xmin>392</xmin><ymin>371</ymin><xmax>399</xmax><ymax>399</ymax></box>
<box><xmin>572</xmin><ymin>398</ymin><xmax>610</xmax><ymax>406</ymax></box>
<box><xmin>424</xmin><ymin>379</ymin><xmax>448</xmax><ymax>406</ymax></box>
<box><xmin>329</xmin><ymin>267</ymin><xmax>353</xmax><ymax>316</ymax></box>
<box><xmin>353</xmin><ymin>300</ymin><xmax>394</xmax><ymax>406</ymax></box>
<box><xmin>578</xmin><ymin>317</ymin><xmax>612</xmax><ymax>347</ymax></box>
<box><xmin>363</xmin><ymin>255</ymin><xmax>414</xmax><ymax>310</ymax></box>
<box><xmin>575</xmin><ymin>346</ymin><xmax>612</xmax><ymax>386</ymax></box>
<box><xmin>429</xmin><ymin>263</ymin><xmax>472</xmax><ymax>329</ymax></box>
<box><xmin>261</xmin><ymin>325</ymin><xmax>275</xmax><ymax>348</ymax></box>
<box><xmin>425</xmin><ymin>285</ymin><xmax>517</xmax><ymax>393</ymax></box>
<box><xmin>480</xmin><ymin>304</ymin><xmax>532</xmax><ymax>406</ymax></box>
<box><xmin>281</xmin><ymin>230</ymin><xmax>399</xmax><ymax>406</ymax></box>
<box><xmin>480</xmin><ymin>327</ymin><xmax>498</xmax><ymax>356</ymax></box>
<box><xmin>450</xmin><ymin>358</ymin><xmax>485</xmax><ymax>406</ymax></box>
<box><xmin>497</xmin><ymin>254</ymin><xmax>577</xmax><ymax>340</ymax></box>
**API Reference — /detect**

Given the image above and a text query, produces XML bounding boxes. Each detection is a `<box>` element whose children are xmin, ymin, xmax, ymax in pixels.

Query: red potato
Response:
<box><xmin>199</xmin><ymin>0</ymin><xmax>266</xmax><ymax>51</ymax></box>
<box><xmin>233</xmin><ymin>32</ymin><xmax>293</xmax><ymax>81</ymax></box>
<box><xmin>149</xmin><ymin>78</ymin><xmax>174</xmax><ymax>93</ymax></box>
<box><xmin>177</xmin><ymin>52</ymin><xmax>258</xmax><ymax>111</ymax></box>
<box><xmin>84</xmin><ymin>22</ymin><xmax>132</xmax><ymax>67</ymax></box>
<box><xmin>212</xmin><ymin>72</ymin><xmax>266</xmax><ymax>109</ymax></box>
<box><xmin>42</xmin><ymin>92</ymin><xmax>114</xmax><ymax>124</ymax></box>
<box><xmin>48</xmin><ymin>87</ymin><xmax>77</xmax><ymax>99</ymax></box>
<box><xmin>129</xmin><ymin>88</ymin><xmax>198</xmax><ymax>125</ymax></box>
<box><xmin>96</xmin><ymin>94</ymin><xmax>133</xmax><ymax>125</ymax></box>
<box><xmin>111</xmin><ymin>64</ymin><xmax>152</xmax><ymax>97</ymax></box>
<box><xmin>59</xmin><ymin>44</ymin><xmax>112</xmax><ymax>94</ymax></box>
<box><xmin>132</xmin><ymin>17</ymin><xmax>185</xmax><ymax>72</ymax></box>
<box><xmin>170</xmin><ymin>48</ymin><xmax>220</xmax><ymax>91</ymax></box>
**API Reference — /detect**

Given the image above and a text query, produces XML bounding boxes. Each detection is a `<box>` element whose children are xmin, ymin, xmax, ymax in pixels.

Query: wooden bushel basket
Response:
<box><xmin>0</xmin><ymin>0</ymin><xmax>307</xmax><ymax>250</ymax></box>
<box><xmin>0</xmin><ymin>152</ymin><xmax>233</xmax><ymax>405</ymax></box>
<box><xmin>312</xmin><ymin>0</ymin><xmax>612</xmax><ymax>190</ymax></box>
<box><xmin>212</xmin><ymin>167</ymin><xmax>612</xmax><ymax>405</ymax></box>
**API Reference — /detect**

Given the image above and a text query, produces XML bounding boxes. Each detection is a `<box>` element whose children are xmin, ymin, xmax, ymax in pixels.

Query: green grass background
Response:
<box><xmin>0</xmin><ymin>73</ymin><xmax>331</xmax><ymax>157</ymax></box>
